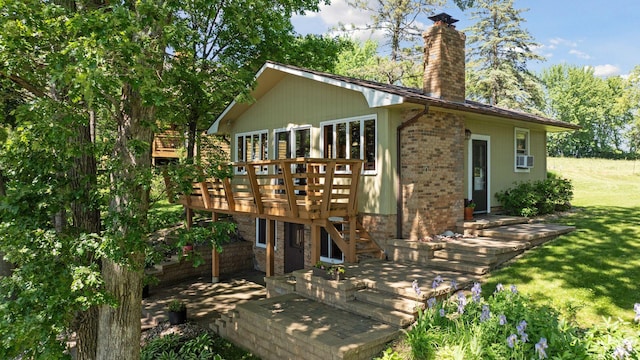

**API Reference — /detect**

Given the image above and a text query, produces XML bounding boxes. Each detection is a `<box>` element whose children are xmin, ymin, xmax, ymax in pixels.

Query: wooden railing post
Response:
<box><xmin>266</xmin><ymin>219</ymin><xmax>275</xmax><ymax>276</ymax></box>
<box><xmin>246</xmin><ymin>163</ymin><xmax>263</xmax><ymax>214</ymax></box>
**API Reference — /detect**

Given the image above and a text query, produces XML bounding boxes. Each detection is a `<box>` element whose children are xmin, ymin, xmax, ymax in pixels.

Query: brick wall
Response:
<box><xmin>150</xmin><ymin>241</ymin><xmax>254</xmax><ymax>287</ymax></box>
<box><xmin>399</xmin><ymin>110</ymin><xmax>465</xmax><ymax>239</ymax></box>
<box><xmin>422</xmin><ymin>23</ymin><xmax>466</xmax><ymax>102</ymax></box>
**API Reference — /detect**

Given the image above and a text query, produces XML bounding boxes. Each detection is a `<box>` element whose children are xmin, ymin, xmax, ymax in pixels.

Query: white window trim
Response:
<box><xmin>255</xmin><ymin>218</ymin><xmax>277</xmax><ymax>250</ymax></box>
<box><xmin>274</xmin><ymin>125</ymin><xmax>313</xmax><ymax>160</ymax></box>
<box><xmin>514</xmin><ymin>127</ymin><xmax>531</xmax><ymax>173</ymax></box>
<box><xmin>236</xmin><ymin>130</ymin><xmax>269</xmax><ymax>174</ymax></box>
<box><xmin>467</xmin><ymin>134</ymin><xmax>491</xmax><ymax>214</ymax></box>
<box><xmin>320</xmin><ymin>114</ymin><xmax>378</xmax><ymax>175</ymax></box>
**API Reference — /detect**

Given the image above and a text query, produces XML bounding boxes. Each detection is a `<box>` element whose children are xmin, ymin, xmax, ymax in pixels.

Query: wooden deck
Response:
<box><xmin>167</xmin><ymin>158</ymin><xmax>383</xmax><ymax>275</ymax></box>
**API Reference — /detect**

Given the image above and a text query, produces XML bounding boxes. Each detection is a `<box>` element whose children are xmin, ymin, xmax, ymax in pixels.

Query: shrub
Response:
<box><xmin>142</xmin><ymin>331</ymin><xmax>259</xmax><ymax>360</ymax></box>
<box><xmin>496</xmin><ymin>173</ymin><xmax>573</xmax><ymax>217</ymax></box>
<box><xmin>404</xmin><ymin>281</ymin><xmax>640</xmax><ymax>360</ymax></box>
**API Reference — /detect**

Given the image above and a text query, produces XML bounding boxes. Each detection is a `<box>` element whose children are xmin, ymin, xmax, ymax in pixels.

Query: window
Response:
<box><xmin>255</xmin><ymin>218</ymin><xmax>276</xmax><ymax>249</ymax></box>
<box><xmin>321</xmin><ymin>115</ymin><xmax>377</xmax><ymax>174</ymax></box>
<box><xmin>236</xmin><ymin>130</ymin><xmax>268</xmax><ymax>174</ymax></box>
<box><xmin>514</xmin><ymin>128</ymin><xmax>531</xmax><ymax>172</ymax></box>
<box><xmin>320</xmin><ymin>224</ymin><xmax>343</xmax><ymax>263</ymax></box>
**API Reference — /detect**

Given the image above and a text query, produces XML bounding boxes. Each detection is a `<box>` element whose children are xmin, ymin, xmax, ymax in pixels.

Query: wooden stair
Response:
<box><xmin>328</xmin><ymin>218</ymin><xmax>385</xmax><ymax>262</ymax></box>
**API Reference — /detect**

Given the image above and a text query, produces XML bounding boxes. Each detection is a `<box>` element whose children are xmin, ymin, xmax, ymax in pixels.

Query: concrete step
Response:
<box><xmin>339</xmin><ymin>300</ymin><xmax>415</xmax><ymax>327</ymax></box>
<box><xmin>426</xmin><ymin>258</ymin><xmax>490</xmax><ymax>275</ymax></box>
<box><xmin>433</xmin><ymin>249</ymin><xmax>497</xmax><ymax>265</ymax></box>
<box><xmin>355</xmin><ymin>288</ymin><xmax>424</xmax><ymax>315</ymax></box>
<box><xmin>444</xmin><ymin>237</ymin><xmax>529</xmax><ymax>255</ymax></box>
<box><xmin>477</xmin><ymin>223</ymin><xmax>575</xmax><ymax>242</ymax></box>
<box><xmin>458</xmin><ymin>215</ymin><xmax>529</xmax><ymax>234</ymax></box>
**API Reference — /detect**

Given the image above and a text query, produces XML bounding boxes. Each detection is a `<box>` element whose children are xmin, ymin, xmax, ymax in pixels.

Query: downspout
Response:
<box><xmin>396</xmin><ymin>105</ymin><xmax>429</xmax><ymax>239</ymax></box>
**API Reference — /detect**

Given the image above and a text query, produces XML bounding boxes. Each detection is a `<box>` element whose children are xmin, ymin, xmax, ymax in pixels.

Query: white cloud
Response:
<box><xmin>590</xmin><ymin>64</ymin><xmax>621</xmax><ymax>77</ymax></box>
<box><xmin>548</xmin><ymin>37</ymin><xmax>578</xmax><ymax>48</ymax></box>
<box><xmin>569</xmin><ymin>49</ymin><xmax>591</xmax><ymax>60</ymax></box>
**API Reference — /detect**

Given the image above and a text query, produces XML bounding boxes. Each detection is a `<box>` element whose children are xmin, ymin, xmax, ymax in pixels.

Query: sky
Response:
<box><xmin>292</xmin><ymin>0</ymin><xmax>640</xmax><ymax>77</ymax></box>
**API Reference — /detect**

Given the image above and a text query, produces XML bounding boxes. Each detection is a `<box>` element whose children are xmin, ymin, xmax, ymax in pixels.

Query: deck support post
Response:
<box><xmin>348</xmin><ymin>216</ymin><xmax>357</xmax><ymax>263</ymax></box>
<box><xmin>211</xmin><ymin>212</ymin><xmax>220</xmax><ymax>283</ymax></box>
<box><xmin>266</xmin><ymin>219</ymin><xmax>275</xmax><ymax>277</ymax></box>
<box><xmin>310</xmin><ymin>223</ymin><xmax>321</xmax><ymax>265</ymax></box>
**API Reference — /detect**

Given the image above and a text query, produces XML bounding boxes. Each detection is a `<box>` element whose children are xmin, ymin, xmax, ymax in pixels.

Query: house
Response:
<box><xmin>202</xmin><ymin>14</ymin><xmax>578</xmax><ymax>277</ymax></box>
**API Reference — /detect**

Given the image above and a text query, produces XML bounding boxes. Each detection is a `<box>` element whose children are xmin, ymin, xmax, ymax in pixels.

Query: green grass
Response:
<box><xmin>484</xmin><ymin>157</ymin><xmax>640</xmax><ymax>327</ymax></box>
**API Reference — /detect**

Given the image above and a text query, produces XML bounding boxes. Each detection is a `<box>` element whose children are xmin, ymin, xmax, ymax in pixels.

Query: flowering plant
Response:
<box><xmin>314</xmin><ymin>261</ymin><xmax>345</xmax><ymax>278</ymax></box>
<box><xmin>465</xmin><ymin>199</ymin><xmax>476</xmax><ymax>209</ymax></box>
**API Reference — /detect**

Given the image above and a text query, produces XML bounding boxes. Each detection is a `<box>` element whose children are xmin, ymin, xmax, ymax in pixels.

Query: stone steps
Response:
<box><xmin>355</xmin><ymin>288</ymin><xmax>424</xmax><ymax>314</ymax></box>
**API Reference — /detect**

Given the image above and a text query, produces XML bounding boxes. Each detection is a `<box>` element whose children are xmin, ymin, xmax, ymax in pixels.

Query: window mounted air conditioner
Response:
<box><xmin>516</xmin><ymin>155</ymin><xmax>534</xmax><ymax>168</ymax></box>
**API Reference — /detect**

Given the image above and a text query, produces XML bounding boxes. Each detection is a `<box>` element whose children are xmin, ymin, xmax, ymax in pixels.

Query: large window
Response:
<box><xmin>236</xmin><ymin>130</ymin><xmax>268</xmax><ymax>174</ymax></box>
<box><xmin>321</xmin><ymin>115</ymin><xmax>377</xmax><ymax>174</ymax></box>
<box><xmin>514</xmin><ymin>128</ymin><xmax>532</xmax><ymax>172</ymax></box>
<box><xmin>320</xmin><ymin>224</ymin><xmax>343</xmax><ymax>263</ymax></box>
<box><xmin>255</xmin><ymin>218</ymin><xmax>276</xmax><ymax>249</ymax></box>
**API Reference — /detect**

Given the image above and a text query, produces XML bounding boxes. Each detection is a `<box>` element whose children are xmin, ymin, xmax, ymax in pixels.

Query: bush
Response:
<box><xmin>141</xmin><ymin>331</ymin><xmax>259</xmax><ymax>360</ymax></box>
<box><xmin>496</xmin><ymin>173</ymin><xmax>573</xmax><ymax>217</ymax></box>
<box><xmin>404</xmin><ymin>282</ymin><xmax>640</xmax><ymax>359</ymax></box>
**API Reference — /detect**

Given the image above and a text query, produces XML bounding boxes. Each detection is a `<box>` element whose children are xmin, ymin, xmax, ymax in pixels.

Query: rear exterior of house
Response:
<box><xmin>205</xmin><ymin>19</ymin><xmax>577</xmax><ymax>276</ymax></box>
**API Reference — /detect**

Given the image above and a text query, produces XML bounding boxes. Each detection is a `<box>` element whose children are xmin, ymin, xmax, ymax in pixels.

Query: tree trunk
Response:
<box><xmin>96</xmin><ymin>83</ymin><xmax>153</xmax><ymax>360</ymax></box>
<box><xmin>70</xmin><ymin>115</ymin><xmax>101</xmax><ymax>360</ymax></box>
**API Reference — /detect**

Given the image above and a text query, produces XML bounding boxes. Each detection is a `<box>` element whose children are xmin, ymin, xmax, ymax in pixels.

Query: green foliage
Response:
<box><xmin>141</xmin><ymin>332</ymin><xmax>258</xmax><ymax>360</ymax></box>
<box><xmin>542</xmin><ymin>64</ymin><xmax>639</xmax><ymax>159</ymax></box>
<box><xmin>465</xmin><ymin>0</ymin><xmax>545</xmax><ymax>111</ymax></box>
<box><xmin>495</xmin><ymin>173</ymin><xmax>573</xmax><ymax>217</ymax></box>
<box><xmin>405</xmin><ymin>283</ymin><xmax>639</xmax><ymax>359</ymax></box>
<box><xmin>176</xmin><ymin>221</ymin><xmax>237</xmax><ymax>267</ymax></box>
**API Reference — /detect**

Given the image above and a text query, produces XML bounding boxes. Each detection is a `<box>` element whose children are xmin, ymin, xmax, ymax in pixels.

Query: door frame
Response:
<box><xmin>467</xmin><ymin>134</ymin><xmax>491</xmax><ymax>213</ymax></box>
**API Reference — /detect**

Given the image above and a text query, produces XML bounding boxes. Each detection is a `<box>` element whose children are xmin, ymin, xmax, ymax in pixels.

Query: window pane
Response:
<box><xmin>350</xmin><ymin>121</ymin><xmax>360</xmax><ymax>159</ymax></box>
<box><xmin>320</xmin><ymin>229</ymin><xmax>329</xmax><ymax>257</ymax></box>
<box><xmin>276</xmin><ymin>131</ymin><xmax>290</xmax><ymax>160</ymax></box>
<box><xmin>295</xmin><ymin>128</ymin><xmax>310</xmax><ymax>158</ymax></box>
<box><xmin>237</xmin><ymin>135</ymin><xmax>245</xmax><ymax>162</ymax></box>
<box><xmin>256</xmin><ymin>218</ymin><xmax>266</xmax><ymax>246</ymax></box>
<box><xmin>323</xmin><ymin>125</ymin><xmax>333</xmax><ymax>158</ymax></box>
<box><xmin>364</xmin><ymin>119</ymin><xmax>376</xmax><ymax>171</ymax></box>
<box><xmin>245</xmin><ymin>136</ymin><xmax>251</xmax><ymax>161</ymax></box>
<box><xmin>516</xmin><ymin>132</ymin><xmax>527</xmax><ymax>155</ymax></box>
<box><xmin>336</xmin><ymin>123</ymin><xmax>347</xmax><ymax>159</ymax></box>
<box><xmin>261</xmin><ymin>133</ymin><xmax>268</xmax><ymax>160</ymax></box>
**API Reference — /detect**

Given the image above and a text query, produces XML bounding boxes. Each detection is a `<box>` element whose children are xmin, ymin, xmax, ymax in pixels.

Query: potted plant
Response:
<box><xmin>326</xmin><ymin>264</ymin><xmax>346</xmax><ymax>281</ymax></box>
<box><xmin>464</xmin><ymin>199</ymin><xmax>476</xmax><ymax>221</ymax></box>
<box><xmin>167</xmin><ymin>299</ymin><xmax>187</xmax><ymax>325</ymax></box>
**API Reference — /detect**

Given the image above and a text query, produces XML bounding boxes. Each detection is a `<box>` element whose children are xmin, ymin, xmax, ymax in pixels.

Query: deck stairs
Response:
<box><xmin>328</xmin><ymin>218</ymin><xmax>385</xmax><ymax>262</ymax></box>
<box><xmin>387</xmin><ymin>215</ymin><xmax>575</xmax><ymax>275</ymax></box>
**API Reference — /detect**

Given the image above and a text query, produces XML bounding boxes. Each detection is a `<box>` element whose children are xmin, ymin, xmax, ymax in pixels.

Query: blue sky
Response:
<box><xmin>292</xmin><ymin>0</ymin><xmax>640</xmax><ymax>77</ymax></box>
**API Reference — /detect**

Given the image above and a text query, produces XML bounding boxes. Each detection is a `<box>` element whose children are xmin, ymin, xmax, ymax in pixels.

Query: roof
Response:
<box><xmin>208</xmin><ymin>61</ymin><xmax>579</xmax><ymax>134</ymax></box>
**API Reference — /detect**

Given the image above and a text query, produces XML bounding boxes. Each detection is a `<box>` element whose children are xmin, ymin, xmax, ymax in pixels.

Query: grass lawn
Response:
<box><xmin>483</xmin><ymin>157</ymin><xmax>640</xmax><ymax>327</ymax></box>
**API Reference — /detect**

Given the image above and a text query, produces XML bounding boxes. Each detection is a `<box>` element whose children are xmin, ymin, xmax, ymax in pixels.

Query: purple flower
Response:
<box><xmin>623</xmin><ymin>339</ymin><xmax>634</xmax><ymax>352</ymax></box>
<box><xmin>450</xmin><ymin>279</ymin><xmax>458</xmax><ymax>291</ymax></box>
<box><xmin>495</xmin><ymin>283</ymin><xmax>504</xmax><ymax>293</ymax></box>
<box><xmin>634</xmin><ymin>303</ymin><xmax>640</xmax><ymax>322</ymax></box>
<box><xmin>520</xmin><ymin>332</ymin><xmax>529</xmax><ymax>343</ymax></box>
<box><xmin>457</xmin><ymin>292</ymin><xmax>467</xmax><ymax>314</ymax></box>
<box><xmin>613</xmin><ymin>346</ymin><xmax>630</xmax><ymax>360</ymax></box>
<box><xmin>471</xmin><ymin>282</ymin><xmax>482</xmax><ymax>302</ymax></box>
<box><xmin>432</xmin><ymin>275</ymin><xmax>444</xmax><ymax>289</ymax></box>
<box><xmin>535</xmin><ymin>337</ymin><xmax>548</xmax><ymax>359</ymax></box>
<box><xmin>427</xmin><ymin>297</ymin><xmax>436</xmax><ymax>309</ymax></box>
<box><xmin>499</xmin><ymin>314</ymin><xmax>507</xmax><ymax>326</ymax></box>
<box><xmin>516</xmin><ymin>320</ymin><xmax>527</xmax><ymax>334</ymax></box>
<box><xmin>507</xmin><ymin>334</ymin><xmax>518</xmax><ymax>348</ymax></box>
<box><xmin>480</xmin><ymin>304</ymin><xmax>490</xmax><ymax>322</ymax></box>
<box><xmin>510</xmin><ymin>285</ymin><xmax>518</xmax><ymax>294</ymax></box>
<box><xmin>412</xmin><ymin>280</ymin><xmax>421</xmax><ymax>296</ymax></box>
<box><xmin>439</xmin><ymin>308</ymin><xmax>446</xmax><ymax>317</ymax></box>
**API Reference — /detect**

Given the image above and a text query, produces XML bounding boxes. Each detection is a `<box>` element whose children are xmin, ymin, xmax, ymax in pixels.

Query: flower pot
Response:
<box><xmin>168</xmin><ymin>309</ymin><xmax>187</xmax><ymax>325</ymax></box>
<box><xmin>142</xmin><ymin>284</ymin><xmax>150</xmax><ymax>299</ymax></box>
<box><xmin>464</xmin><ymin>207</ymin><xmax>474</xmax><ymax>221</ymax></box>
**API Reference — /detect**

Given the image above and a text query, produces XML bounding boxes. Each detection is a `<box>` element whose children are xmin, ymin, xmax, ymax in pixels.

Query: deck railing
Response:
<box><xmin>178</xmin><ymin>158</ymin><xmax>362</xmax><ymax>222</ymax></box>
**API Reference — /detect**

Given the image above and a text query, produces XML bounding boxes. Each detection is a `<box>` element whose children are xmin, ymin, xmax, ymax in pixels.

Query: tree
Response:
<box><xmin>165</xmin><ymin>1</ymin><xmax>342</xmax><ymax>162</ymax></box>
<box><xmin>333</xmin><ymin>39</ymin><xmax>423</xmax><ymax>87</ymax></box>
<box><xmin>465</xmin><ymin>0</ymin><xmax>544</xmax><ymax>111</ymax></box>
<box><xmin>340</xmin><ymin>0</ymin><xmax>473</xmax><ymax>87</ymax></box>
<box><xmin>541</xmin><ymin>64</ymin><xmax>637</xmax><ymax>158</ymax></box>
<box><xmin>0</xmin><ymin>0</ymin><xmax>327</xmax><ymax>358</ymax></box>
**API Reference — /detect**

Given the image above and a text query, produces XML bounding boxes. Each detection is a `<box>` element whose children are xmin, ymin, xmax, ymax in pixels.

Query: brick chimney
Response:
<box><xmin>423</xmin><ymin>13</ymin><xmax>466</xmax><ymax>103</ymax></box>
